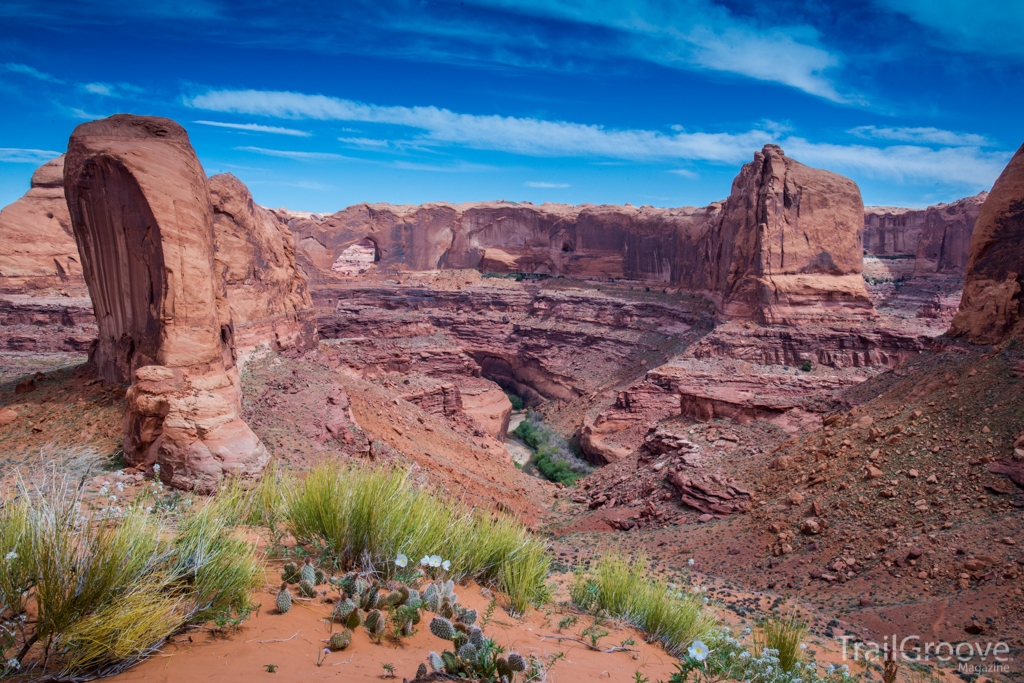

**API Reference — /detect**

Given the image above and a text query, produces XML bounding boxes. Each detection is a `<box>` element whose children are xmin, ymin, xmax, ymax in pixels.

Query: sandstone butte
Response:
<box><xmin>63</xmin><ymin>115</ymin><xmax>315</xmax><ymax>493</ymax></box>
<box><xmin>950</xmin><ymin>142</ymin><xmax>1024</xmax><ymax>344</ymax></box>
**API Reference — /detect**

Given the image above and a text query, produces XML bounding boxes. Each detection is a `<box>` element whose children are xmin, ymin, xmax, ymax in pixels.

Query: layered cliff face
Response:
<box><xmin>864</xmin><ymin>193</ymin><xmax>986</xmax><ymax>275</ymax></box>
<box><xmin>65</xmin><ymin>115</ymin><xmax>269</xmax><ymax>493</ymax></box>
<box><xmin>277</xmin><ymin>145</ymin><xmax>871</xmax><ymax>325</ymax></box>
<box><xmin>209</xmin><ymin>173</ymin><xmax>317</xmax><ymax>360</ymax></box>
<box><xmin>950</xmin><ymin>144</ymin><xmax>1024</xmax><ymax>344</ymax></box>
<box><xmin>0</xmin><ymin>156</ymin><xmax>87</xmax><ymax>296</ymax></box>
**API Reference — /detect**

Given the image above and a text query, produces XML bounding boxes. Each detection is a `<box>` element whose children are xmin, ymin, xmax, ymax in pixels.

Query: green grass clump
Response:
<box><xmin>0</xmin><ymin>476</ymin><xmax>263</xmax><ymax>678</ymax></box>
<box><xmin>754</xmin><ymin>613</ymin><xmax>809</xmax><ymax>672</ymax></box>
<box><xmin>571</xmin><ymin>554</ymin><xmax>715</xmax><ymax>656</ymax></box>
<box><xmin>284</xmin><ymin>464</ymin><xmax>549</xmax><ymax>613</ymax></box>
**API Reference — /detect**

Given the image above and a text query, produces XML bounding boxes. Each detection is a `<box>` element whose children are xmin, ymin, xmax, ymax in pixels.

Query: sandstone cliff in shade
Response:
<box><xmin>278</xmin><ymin>145</ymin><xmax>873</xmax><ymax>325</ymax></box>
<box><xmin>864</xmin><ymin>192</ymin><xmax>986</xmax><ymax>275</ymax></box>
<box><xmin>950</xmin><ymin>143</ymin><xmax>1024</xmax><ymax>344</ymax></box>
<box><xmin>209</xmin><ymin>173</ymin><xmax>317</xmax><ymax>359</ymax></box>
<box><xmin>0</xmin><ymin>155</ymin><xmax>87</xmax><ymax>295</ymax></box>
<box><xmin>64</xmin><ymin>114</ymin><xmax>269</xmax><ymax>493</ymax></box>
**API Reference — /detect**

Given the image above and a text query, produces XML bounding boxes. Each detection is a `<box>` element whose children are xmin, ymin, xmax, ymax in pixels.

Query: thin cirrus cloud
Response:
<box><xmin>235</xmin><ymin>145</ymin><xmax>351</xmax><ymax>161</ymax></box>
<box><xmin>849</xmin><ymin>125</ymin><xmax>992</xmax><ymax>147</ymax></box>
<box><xmin>525</xmin><ymin>181</ymin><xmax>570</xmax><ymax>188</ymax></box>
<box><xmin>192</xmin><ymin>89</ymin><xmax>1008</xmax><ymax>187</ymax></box>
<box><xmin>0</xmin><ymin>148</ymin><xmax>64</xmax><ymax>163</ymax></box>
<box><xmin>466</xmin><ymin>0</ymin><xmax>848</xmax><ymax>103</ymax></box>
<box><xmin>194</xmin><ymin>120</ymin><xmax>312</xmax><ymax>137</ymax></box>
<box><xmin>3</xmin><ymin>62</ymin><xmax>63</xmax><ymax>83</ymax></box>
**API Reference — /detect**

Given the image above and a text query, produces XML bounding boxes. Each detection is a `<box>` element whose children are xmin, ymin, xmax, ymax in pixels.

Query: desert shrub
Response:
<box><xmin>284</xmin><ymin>464</ymin><xmax>549</xmax><ymax>613</ymax></box>
<box><xmin>571</xmin><ymin>554</ymin><xmax>715</xmax><ymax>656</ymax></box>
<box><xmin>754</xmin><ymin>612</ymin><xmax>809</xmax><ymax>673</ymax></box>
<box><xmin>505</xmin><ymin>392</ymin><xmax>525</xmax><ymax>411</ymax></box>
<box><xmin>800</xmin><ymin>360</ymin><xmax>813</xmax><ymax>372</ymax></box>
<box><xmin>0</xmin><ymin>477</ymin><xmax>262</xmax><ymax>678</ymax></box>
<box><xmin>512</xmin><ymin>412</ymin><xmax>591</xmax><ymax>486</ymax></box>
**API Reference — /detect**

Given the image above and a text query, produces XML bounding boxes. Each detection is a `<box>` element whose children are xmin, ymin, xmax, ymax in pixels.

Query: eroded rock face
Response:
<box><xmin>209</xmin><ymin>173</ymin><xmax>316</xmax><ymax>360</ymax></box>
<box><xmin>711</xmin><ymin>144</ymin><xmax>872</xmax><ymax>324</ymax></box>
<box><xmin>276</xmin><ymin>146</ymin><xmax>871</xmax><ymax>324</ymax></box>
<box><xmin>64</xmin><ymin>115</ymin><xmax>268</xmax><ymax>493</ymax></box>
<box><xmin>864</xmin><ymin>193</ymin><xmax>986</xmax><ymax>275</ymax></box>
<box><xmin>950</xmin><ymin>144</ymin><xmax>1024</xmax><ymax>344</ymax></box>
<box><xmin>0</xmin><ymin>156</ymin><xmax>87</xmax><ymax>295</ymax></box>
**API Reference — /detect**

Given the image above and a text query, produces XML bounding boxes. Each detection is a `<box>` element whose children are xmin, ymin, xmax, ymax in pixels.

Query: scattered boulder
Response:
<box><xmin>667</xmin><ymin>469</ymin><xmax>751</xmax><ymax>516</ymax></box>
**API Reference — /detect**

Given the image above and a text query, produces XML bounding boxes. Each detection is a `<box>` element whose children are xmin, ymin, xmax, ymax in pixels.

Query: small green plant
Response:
<box><xmin>621</xmin><ymin>636</ymin><xmax>636</xmax><ymax>646</ymax></box>
<box><xmin>753</xmin><ymin>613</ymin><xmax>808</xmax><ymax>673</ymax></box>
<box><xmin>264</xmin><ymin>664</ymin><xmax>278</xmax><ymax>673</ymax></box>
<box><xmin>582</xmin><ymin>621</ymin><xmax>609</xmax><ymax>647</ymax></box>
<box><xmin>506</xmin><ymin>392</ymin><xmax>525</xmax><ymax>410</ymax></box>
<box><xmin>633</xmin><ymin>671</ymin><xmax>650</xmax><ymax>683</ymax></box>
<box><xmin>381</xmin><ymin>662</ymin><xmax>396</xmax><ymax>678</ymax></box>
<box><xmin>557</xmin><ymin>615</ymin><xmax>578</xmax><ymax>631</ymax></box>
<box><xmin>800</xmin><ymin>360</ymin><xmax>813</xmax><ymax>372</ymax></box>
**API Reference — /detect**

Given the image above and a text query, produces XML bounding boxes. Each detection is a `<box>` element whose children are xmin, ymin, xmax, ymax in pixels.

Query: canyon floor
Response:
<box><xmin>0</xmin><ymin>270</ymin><xmax>1019</xmax><ymax>681</ymax></box>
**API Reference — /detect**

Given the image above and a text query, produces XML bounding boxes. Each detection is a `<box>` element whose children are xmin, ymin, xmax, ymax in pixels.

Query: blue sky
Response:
<box><xmin>0</xmin><ymin>0</ymin><xmax>1021</xmax><ymax>212</ymax></box>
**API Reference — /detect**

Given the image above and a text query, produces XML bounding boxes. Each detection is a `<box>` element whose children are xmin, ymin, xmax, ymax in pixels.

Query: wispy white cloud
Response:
<box><xmin>337</xmin><ymin>136</ymin><xmax>391</xmax><ymax>149</ymax></box>
<box><xmin>392</xmin><ymin>160</ymin><xmax>495</xmax><ymax>173</ymax></box>
<box><xmin>3</xmin><ymin>62</ymin><xmax>62</xmax><ymax>83</ymax></box>
<box><xmin>849</xmin><ymin>125</ymin><xmax>991</xmax><ymax>147</ymax></box>
<box><xmin>668</xmin><ymin>168</ymin><xmax>699</xmax><ymax>179</ymax></box>
<box><xmin>235</xmin><ymin>146</ymin><xmax>350</xmax><ymax>161</ymax></box>
<box><xmin>467</xmin><ymin>0</ymin><xmax>849</xmax><ymax>102</ymax></box>
<box><xmin>198</xmin><ymin>89</ymin><xmax>1009</xmax><ymax>187</ymax></box>
<box><xmin>0</xmin><ymin>148</ymin><xmax>63</xmax><ymax>163</ymax></box>
<box><xmin>883</xmin><ymin>0</ymin><xmax>1024</xmax><ymax>58</ymax></box>
<box><xmin>82</xmin><ymin>82</ymin><xmax>114</xmax><ymax>96</ymax></box>
<box><xmin>71</xmin><ymin>107</ymin><xmax>108</xmax><ymax>120</ymax></box>
<box><xmin>194</xmin><ymin>120</ymin><xmax>312</xmax><ymax>136</ymax></box>
<box><xmin>525</xmin><ymin>181</ymin><xmax>569</xmax><ymax>188</ymax></box>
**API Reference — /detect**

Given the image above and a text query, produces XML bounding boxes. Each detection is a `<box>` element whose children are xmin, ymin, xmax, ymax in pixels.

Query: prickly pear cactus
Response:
<box><xmin>415</xmin><ymin>662</ymin><xmax>428</xmax><ymax>678</ymax></box>
<box><xmin>328</xmin><ymin>629</ymin><xmax>352</xmax><ymax>651</ymax></box>
<box><xmin>314</xmin><ymin>568</ymin><xmax>326</xmax><ymax>585</ymax></box>
<box><xmin>345</xmin><ymin>608</ymin><xmax>362</xmax><ymax>629</ymax></box>
<box><xmin>428</xmin><ymin>651</ymin><xmax>444</xmax><ymax>672</ymax></box>
<box><xmin>365</xmin><ymin>609</ymin><xmax>385</xmax><ymax>637</ymax></box>
<box><xmin>456</xmin><ymin>607</ymin><xmax>478</xmax><ymax>626</ymax></box>
<box><xmin>298</xmin><ymin>579</ymin><xmax>316</xmax><ymax>598</ymax></box>
<box><xmin>332</xmin><ymin>597</ymin><xmax>356</xmax><ymax>622</ymax></box>
<box><xmin>429</xmin><ymin>616</ymin><xmax>456</xmax><ymax>640</ymax></box>
<box><xmin>468</xmin><ymin>626</ymin><xmax>484</xmax><ymax>649</ymax></box>
<box><xmin>496</xmin><ymin>656</ymin><xmax>512</xmax><ymax>679</ymax></box>
<box><xmin>282</xmin><ymin>562</ymin><xmax>299</xmax><ymax>584</ymax></box>
<box><xmin>275</xmin><ymin>583</ymin><xmax>292</xmax><ymax>613</ymax></box>
<box><xmin>507</xmin><ymin>652</ymin><xmax>527</xmax><ymax>672</ymax></box>
<box><xmin>457</xmin><ymin>642</ymin><xmax>478</xmax><ymax>662</ymax></box>
<box><xmin>301</xmin><ymin>557</ymin><xmax>316</xmax><ymax>585</ymax></box>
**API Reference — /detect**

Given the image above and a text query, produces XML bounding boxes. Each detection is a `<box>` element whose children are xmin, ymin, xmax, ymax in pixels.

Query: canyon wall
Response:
<box><xmin>950</xmin><ymin>144</ymin><xmax>1024</xmax><ymax>344</ymax></box>
<box><xmin>64</xmin><ymin>115</ymin><xmax>269</xmax><ymax>493</ymax></box>
<box><xmin>864</xmin><ymin>193</ymin><xmax>986</xmax><ymax>275</ymax></box>
<box><xmin>280</xmin><ymin>145</ymin><xmax>872</xmax><ymax>324</ymax></box>
<box><xmin>0</xmin><ymin>155</ymin><xmax>87</xmax><ymax>296</ymax></box>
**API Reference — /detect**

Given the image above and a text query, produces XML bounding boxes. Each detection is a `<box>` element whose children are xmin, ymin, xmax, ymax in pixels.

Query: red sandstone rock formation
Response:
<box><xmin>64</xmin><ymin>115</ymin><xmax>268</xmax><ymax>493</ymax></box>
<box><xmin>710</xmin><ymin>144</ymin><xmax>872</xmax><ymax>324</ymax></box>
<box><xmin>864</xmin><ymin>193</ymin><xmax>986</xmax><ymax>275</ymax></box>
<box><xmin>0</xmin><ymin>156</ymin><xmax>87</xmax><ymax>295</ymax></box>
<box><xmin>278</xmin><ymin>145</ymin><xmax>872</xmax><ymax>325</ymax></box>
<box><xmin>209</xmin><ymin>173</ymin><xmax>317</xmax><ymax>359</ymax></box>
<box><xmin>950</xmin><ymin>144</ymin><xmax>1024</xmax><ymax>344</ymax></box>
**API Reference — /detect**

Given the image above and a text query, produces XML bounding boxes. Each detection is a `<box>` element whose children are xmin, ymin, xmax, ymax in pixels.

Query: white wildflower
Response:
<box><xmin>442</xmin><ymin>559</ymin><xmax>451</xmax><ymax>571</ymax></box>
<box><xmin>420</xmin><ymin>556</ymin><xmax>431</xmax><ymax>567</ymax></box>
<box><xmin>5</xmin><ymin>658</ymin><xmax>19</xmax><ymax>671</ymax></box>
<box><xmin>429</xmin><ymin>555</ymin><xmax>442</xmax><ymax>568</ymax></box>
<box><xmin>688</xmin><ymin>640</ymin><xmax>709</xmax><ymax>662</ymax></box>
<box><xmin>4</xmin><ymin>551</ymin><xmax>16</xmax><ymax>562</ymax></box>
<box><xmin>395</xmin><ymin>553</ymin><xmax>408</xmax><ymax>568</ymax></box>
<box><xmin>688</xmin><ymin>558</ymin><xmax>695</xmax><ymax>566</ymax></box>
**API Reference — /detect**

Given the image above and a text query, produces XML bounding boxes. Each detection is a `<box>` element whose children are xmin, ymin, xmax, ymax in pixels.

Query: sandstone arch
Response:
<box><xmin>65</xmin><ymin>115</ymin><xmax>268</xmax><ymax>493</ymax></box>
